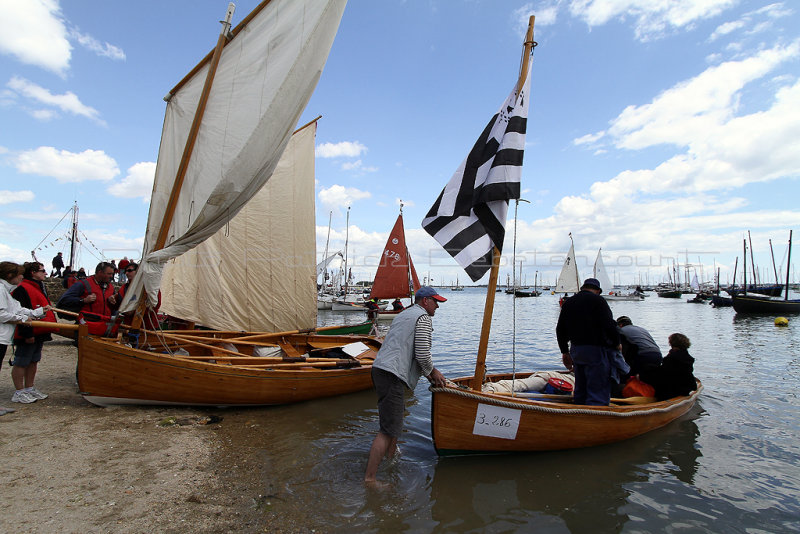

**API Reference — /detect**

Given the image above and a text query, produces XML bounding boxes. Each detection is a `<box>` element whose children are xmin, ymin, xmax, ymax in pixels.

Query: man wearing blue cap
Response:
<box><xmin>556</xmin><ymin>278</ymin><xmax>621</xmax><ymax>406</ymax></box>
<box><xmin>365</xmin><ymin>285</ymin><xmax>447</xmax><ymax>485</ymax></box>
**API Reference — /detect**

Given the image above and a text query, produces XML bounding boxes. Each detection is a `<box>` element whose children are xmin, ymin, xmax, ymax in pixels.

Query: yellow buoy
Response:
<box><xmin>775</xmin><ymin>317</ymin><xmax>789</xmax><ymax>327</ymax></box>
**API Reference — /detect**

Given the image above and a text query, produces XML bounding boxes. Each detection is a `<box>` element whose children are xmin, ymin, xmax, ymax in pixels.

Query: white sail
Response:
<box><xmin>317</xmin><ymin>252</ymin><xmax>343</xmax><ymax>279</ymax></box>
<box><xmin>593</xmin><ymin>249</ymin><xmax>614</xmax><ymax>294</ymax></box>
<box><xmin>555</xmin><ymin>243</ymin><xmax>581</xmax><ymax>293</ymax></box>
<box><xmin>159</xmin><ymin>125</ymin><xmax>317</xmax><ymax>332</ymax></box>
<box><xmin>123</xmin><ymin>0</ymin><xmax>347</xmax><ymax>310</ymax></box>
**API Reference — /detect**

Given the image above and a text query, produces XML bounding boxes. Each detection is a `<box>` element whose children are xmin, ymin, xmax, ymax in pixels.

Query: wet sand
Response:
<box><xmin>0</xmin><ymin>338</ymin><xmax>315</xmax><ymax>533</ymax></box>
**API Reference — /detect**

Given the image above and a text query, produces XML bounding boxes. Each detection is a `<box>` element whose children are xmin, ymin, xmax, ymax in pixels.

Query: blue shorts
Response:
<box><xmin>12</xmin><ymin>340</ymin><xmax>44</xmax><ymax>367</ymax></box>
<box><xmin>372</xmin><ymin>367</ymin><xmax>406</xmax><ymax>438</ymax></box>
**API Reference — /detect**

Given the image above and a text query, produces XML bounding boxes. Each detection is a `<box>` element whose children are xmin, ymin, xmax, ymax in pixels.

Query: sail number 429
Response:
<box><xmin>472</xmin><ymin>403</ymin><xmax>521</xmax><ymax>440</ymax></box>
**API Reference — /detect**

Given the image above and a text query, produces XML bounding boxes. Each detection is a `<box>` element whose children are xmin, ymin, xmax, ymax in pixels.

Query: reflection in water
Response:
<box><xmin>430</xmin><ymin>408</ymin><xmax>703</xmax><ymax>533</ymax></box>
<box><xmin>227</xmin><ymin>290</ymin><xmax>800</xmax><ymax>532</ymax></box>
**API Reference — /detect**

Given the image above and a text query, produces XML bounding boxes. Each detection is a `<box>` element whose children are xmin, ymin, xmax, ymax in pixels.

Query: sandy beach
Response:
<box><xmin>0</xmin><ymin>337</ymin><xmax>309</xmax><ymax>533</ymax></box>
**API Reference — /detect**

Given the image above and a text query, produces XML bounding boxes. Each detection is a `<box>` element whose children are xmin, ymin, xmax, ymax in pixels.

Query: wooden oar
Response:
<box><xmin>26</xmin><ymin>320</ymin><xmax>79</xmax><ymax>331</ymax></box>
<box><xmin>49</xmin><ymin>307</ymin><xmax>80</xmax><ymax>318</ymax></box>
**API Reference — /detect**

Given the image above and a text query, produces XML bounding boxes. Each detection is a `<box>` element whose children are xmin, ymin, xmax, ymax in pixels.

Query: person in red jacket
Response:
<box><xmin>11</xmin><ymin>262</ymin><xmax>57</xmax><ymax>403</ymax></box>
<box><xmin>58</xmin><ymin>262</ymin><xmax>116</xmax><ymax>322</ymax></box>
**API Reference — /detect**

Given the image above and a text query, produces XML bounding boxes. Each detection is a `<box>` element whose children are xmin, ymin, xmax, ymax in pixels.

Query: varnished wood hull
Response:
<box><xmin>432</xmin><ymin>372</ymin><xmax>702</xmax><ymax>455</ymax></box>
<box><xmin>76</xmin><ymin>329</ymin><xmax>379</xmax><ymax>407</ymax></box>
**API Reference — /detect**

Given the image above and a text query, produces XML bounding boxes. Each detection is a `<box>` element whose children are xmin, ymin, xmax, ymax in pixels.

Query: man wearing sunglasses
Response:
<box><xmin>365</xmin><ymin>285</ymin><xmax>447</xmax><ymax>485</ymax></box>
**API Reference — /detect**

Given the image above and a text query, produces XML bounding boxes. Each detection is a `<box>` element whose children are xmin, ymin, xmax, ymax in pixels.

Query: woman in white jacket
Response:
<box><xmin>0</xmin><ymin>262</ymin><xmax>46</xmax><ymax>414</ymax></box>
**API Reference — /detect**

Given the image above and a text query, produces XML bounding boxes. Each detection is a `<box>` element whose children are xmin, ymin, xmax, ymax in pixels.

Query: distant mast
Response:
<box><xmin>69</xmin><ymin>201</ymin><xmax>79</xmax><ymax>270</ymax></box>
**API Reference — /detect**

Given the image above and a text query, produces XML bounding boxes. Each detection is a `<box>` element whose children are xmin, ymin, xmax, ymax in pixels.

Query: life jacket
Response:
<box><xmin>14</xmin><ymin>279</ymin><xmax>58</xmax><ymax>338</ymax></box>
<box><xmin>80</xmin><ymin>276</ymin><xmax>115</xmax><ymax>320</ymax></box>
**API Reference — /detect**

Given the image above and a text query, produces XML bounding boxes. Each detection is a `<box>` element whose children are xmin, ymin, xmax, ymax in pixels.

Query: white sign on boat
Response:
<box><xmin>472</xmin><ymin>403</ymin><xmax>521</xmax><ymax>440</ymax></box>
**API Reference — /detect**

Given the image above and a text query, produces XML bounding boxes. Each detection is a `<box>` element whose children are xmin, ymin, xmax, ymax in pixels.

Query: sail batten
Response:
<box><xmin>122</xmin><ymin>0</ymin><xmax>347</xmax><ymax>311</ymax></box>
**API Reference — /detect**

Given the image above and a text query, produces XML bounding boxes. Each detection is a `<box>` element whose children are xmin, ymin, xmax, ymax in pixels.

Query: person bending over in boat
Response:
<box><xmin>391</xmin><ymin>298</ymin><xmax>404</xmax><ymax>311</ymax></box>
<box><xmin>556</xmin><ymin>278</ymin><xmax>623</xmax><ymax>406</ymax></box>
<box><xmin>615</xmin><ymin>316</ymin><xmax>662</xmax><ymax>380</ymax></box>
<box><xmin>640</xmin><ymin>333</ymin><xmax>697</xmax><ymax>401</ymax></box>
<box><xmin>365</xmin><ymin>286</ymin><xmax>447</xmax><ymax>485</ymax></box>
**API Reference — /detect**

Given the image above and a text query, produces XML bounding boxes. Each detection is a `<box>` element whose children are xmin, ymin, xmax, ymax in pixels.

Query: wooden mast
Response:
<box><xmin>131</xmin><ymin>3</ymin><xmax>236</xmax><ymax>329</ymax></box>
<box><xmin>470</xmin><ymin>15</ymin><xmax>535</xmax><ymax>391</ymax></box>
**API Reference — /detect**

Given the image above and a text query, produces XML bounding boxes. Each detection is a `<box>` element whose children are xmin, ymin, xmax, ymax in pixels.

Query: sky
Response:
<box><xmin>1</xmin><ymin>0</ymin><xmax>799</xmax><ymax>289</ymax></box>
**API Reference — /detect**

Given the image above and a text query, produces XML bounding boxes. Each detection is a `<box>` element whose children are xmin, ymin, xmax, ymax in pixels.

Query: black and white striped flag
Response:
<box><xmin>422</xmin><ymin>63</ymin><xmax>531</xmax><ymax>282</ymax></box>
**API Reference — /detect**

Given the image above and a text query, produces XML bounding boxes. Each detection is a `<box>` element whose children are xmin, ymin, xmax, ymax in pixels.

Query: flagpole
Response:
<box><xmin>470</xmin><ymin>15</ymin><xmax>535</xmax><ymax>391</ymax></box>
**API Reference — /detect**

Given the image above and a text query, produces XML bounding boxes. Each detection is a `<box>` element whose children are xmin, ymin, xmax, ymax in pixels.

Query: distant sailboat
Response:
<box><xmin>555</xmin><ymin>236</ymin><xmax>580</xmax><ymax>294</ymax></box>
<box><xmin>371</xmin><ymin>207</ymin><xmax>421</xmax><ymax>322</ymax></box>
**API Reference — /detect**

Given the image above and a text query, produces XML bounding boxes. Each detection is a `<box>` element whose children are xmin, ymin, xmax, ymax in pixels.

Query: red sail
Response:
<box><xmin>370</xmin><ymin>214</ymin><xmax>420</xmax><ymax>299</ymax></box>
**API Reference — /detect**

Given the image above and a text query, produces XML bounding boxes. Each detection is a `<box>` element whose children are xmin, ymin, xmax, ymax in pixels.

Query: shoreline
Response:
<box><xmin>0</xmin><ymin>338</ymin><xmax>304</xmax><ymax>533</ymax></box>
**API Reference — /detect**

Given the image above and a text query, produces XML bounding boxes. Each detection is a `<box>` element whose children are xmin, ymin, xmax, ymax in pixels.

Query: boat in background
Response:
<box><xmin>555</xmin><ymin>234</ymin><xmax>581</xmax><ymax>301</ymax></box>
<box><xmin>370</xmin><ymin>205</ymin><xmax>421</xmax><ymax>322</ymax></box>
<box><xmin>594</xmin><ymin>249</ymin><xmax>644</xmax><ymax>301</ymax></box>
<box><xmin>732</xmin><ymin>230</ymin><xmax>799</xmax><ymax>314</ymax></box>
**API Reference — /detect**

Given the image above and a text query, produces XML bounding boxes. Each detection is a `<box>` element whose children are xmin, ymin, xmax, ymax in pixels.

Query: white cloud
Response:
<box><xmin>14</xmin><ymin>147</ymin><xmax>119</xmax><ymax>183</ymax></box>
<box><xmin>318</xmin><ymin>184</ymin><xmax>371</xmax><ymax>212</ymax></box>
<box><xmin>568</xmin><ymin>0</ymin><xmax>738</xmax><ymax>41</ymax></box>
<box><xmin>7</xmin><ymin>76</ymin><xmax>104</xmax><ymax>124</ymax></box>
<box><xmin>0</xmin><ymin>0</ymin><xmax>71</xmax><ymax>75</ymax></box>
<box><xmin>316</xmin><ymin>141</ymin><xmax>367</xmax><ymax>158</ymax></box>
<box><xmin>514</xmin><ymin>2</ymin><xmax>559</xmax><ymax>34</ymax></box>
<box><xmin>573</xmin><ymin>131</ymin><xmax>605</xmax><ymax>146</ymax></box>
<box><xmin>709</xmin><ymin>20</ymin><xmax>746</xmax><ymax>41</ymax></box>
<box><xmin>0</xmin><ymin>190</ymin><xmax>34</xmax><ymax>204</ymax></box>
<box><xmin>341</xmin><ymin>159</ymin><xmax>378</xmax><ymax>173</ymax></box>
<box><xmin>606</xmin><ymin>42</ymin><xmax>800</xmax><ymax>151</ymax></box>
<box><xmin>70</xmin><ymin>28</ymin><xmax>125</xmax><ymax>60</ymax></box>
<box><xmin>107</xmin><ymin>162</ymin><xmax>156</xmax><ymax>201</ymax></box>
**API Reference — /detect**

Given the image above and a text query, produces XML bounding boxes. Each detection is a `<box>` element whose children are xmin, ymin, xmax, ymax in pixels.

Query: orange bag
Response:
<box><xmin>621</xmin><ymin>376</ymin><xmax>655</xmax><ymax>398</ymax></box>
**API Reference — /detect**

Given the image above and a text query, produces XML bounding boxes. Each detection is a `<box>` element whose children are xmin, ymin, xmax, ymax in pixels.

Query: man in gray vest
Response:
<box><xmin>365</xmin><ymin>286</ymin><xmax>447</xmax><ymax>485</ymax></box>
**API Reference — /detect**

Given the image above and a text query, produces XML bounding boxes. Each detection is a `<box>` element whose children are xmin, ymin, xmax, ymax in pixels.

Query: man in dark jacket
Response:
<box><xmin>556</xmin><ymin>278</ymin><xmax>620</xmax><ymax>405</ymax></box>
<box><xmin>51</xmin><ymin>252</ymin><xmax>64</xmax><ymax>277</ymax></box>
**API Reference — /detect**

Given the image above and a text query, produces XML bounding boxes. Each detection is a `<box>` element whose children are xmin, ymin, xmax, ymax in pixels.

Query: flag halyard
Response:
<box><xmin>422</xmin><ymin>63</ymin><xmax>532</xmax><ymax>282</ymax></box>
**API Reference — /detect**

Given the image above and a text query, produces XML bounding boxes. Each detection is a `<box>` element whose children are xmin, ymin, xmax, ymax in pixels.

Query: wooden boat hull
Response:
<box><xmin>76</xmin><ymin>329</ymin><xmax>380</xmax><ymax>407</ymax></box>
<box><xmin>431</xmin><ymin>372</ymin><xmax>702</xmax><ymax>455</ymax></box>
<box><xmin>731</xmin><ymin>294</ymin><xmax>800</xmax><ymax>314</ymax></box>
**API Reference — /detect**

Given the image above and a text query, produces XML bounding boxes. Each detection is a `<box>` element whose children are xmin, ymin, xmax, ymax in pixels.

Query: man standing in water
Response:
<box><xmin>365</xmin><ymin>286</ymin><xmax>447</xmax><ymax>485</ymax></box>
<box><xmin>556</xmin><ymin>277</ymin><xmax>620</xmax><ymax>406</ymax></box>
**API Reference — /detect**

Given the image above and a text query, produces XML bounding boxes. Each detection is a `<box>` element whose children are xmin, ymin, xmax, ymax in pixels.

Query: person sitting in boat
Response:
<box><xmin>640</xmin><ymin>333</ymin><xmax>697</xmax><ymax>401</ymax></box>
<box><xmin>391</xmin><ymin>298</ymin><xmax>404</xmax><ymax>311</ymax></box>
<box><xmin>365</xmin><ymin>297</ymin><xmax>380</xmax><ymax>320</ymax></box>
<box><xmin>615</xmin><ymin>316</ymin><xmax>662</xmax><ymax>378</ymax></box>
<box><xmin>556</xmin><ymin>278</ymin><xmax>622</xmax><ymax>406</ymax></box>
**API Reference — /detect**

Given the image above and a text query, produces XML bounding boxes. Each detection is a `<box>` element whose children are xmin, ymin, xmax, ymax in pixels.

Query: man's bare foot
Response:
<box><xmin>364</xmin><ymin>479</ymin><xmax>391</xmax><ymax>489</ymax></box>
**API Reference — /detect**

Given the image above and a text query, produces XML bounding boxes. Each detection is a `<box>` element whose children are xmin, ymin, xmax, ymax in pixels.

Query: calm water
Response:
<box><xmin>240</xmin><ymin>288</ymin><xmax>800</xmax><ymax>533</ymax></box>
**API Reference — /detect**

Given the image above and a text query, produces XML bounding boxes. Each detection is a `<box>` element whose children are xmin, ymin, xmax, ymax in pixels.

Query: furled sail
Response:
<box><xmin>369</xmin><ymin>214</ymin><xmax>421</xmax><ymax>300</ymax></box>
<box><xmin>123</xmin><ymin>0</ymin><xmax>347</xmax><ymax>311</ymax></box>
<box><xmin>555</xmin><ymin>242</ymin><xmax>580</xmax><ymax>293</ymax></box>
<box><xmin>159</xmin><ymin>125</ymin><xmax>317</xmax><ymax>332</ymax></box>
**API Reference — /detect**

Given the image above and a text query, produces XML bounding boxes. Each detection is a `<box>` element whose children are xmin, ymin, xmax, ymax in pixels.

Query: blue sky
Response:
<box><xmin>1</xmin><ymin>0</ymin><xmax>799</xmax><ymax>288</ymax></box>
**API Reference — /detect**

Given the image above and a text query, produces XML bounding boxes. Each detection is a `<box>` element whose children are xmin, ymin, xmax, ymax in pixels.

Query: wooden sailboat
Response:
<box><xmin>76</xmin><ymin>0</ymin><xmax>381</xmax><ymax>406</ymax></box>
<box><xmin>594</xmin><ymin>248</ymin><xmax>642</xmax><ymax>301</ymax></box>
<box><xmin>370</xmin><ymin>206</ymin><xmax>421</xmax><ymax>322</ymax></box>
<box><xmin>428</xmin><ymin>18</ymin><xmax>701</xmax><ymax>454</ymax></box>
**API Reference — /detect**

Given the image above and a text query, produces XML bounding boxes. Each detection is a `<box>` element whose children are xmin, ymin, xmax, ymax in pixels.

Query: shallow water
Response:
<box><xmin>240</xmin><ymin>289</ymin><xmax>800</xmax><ymax>532</ymax></box>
